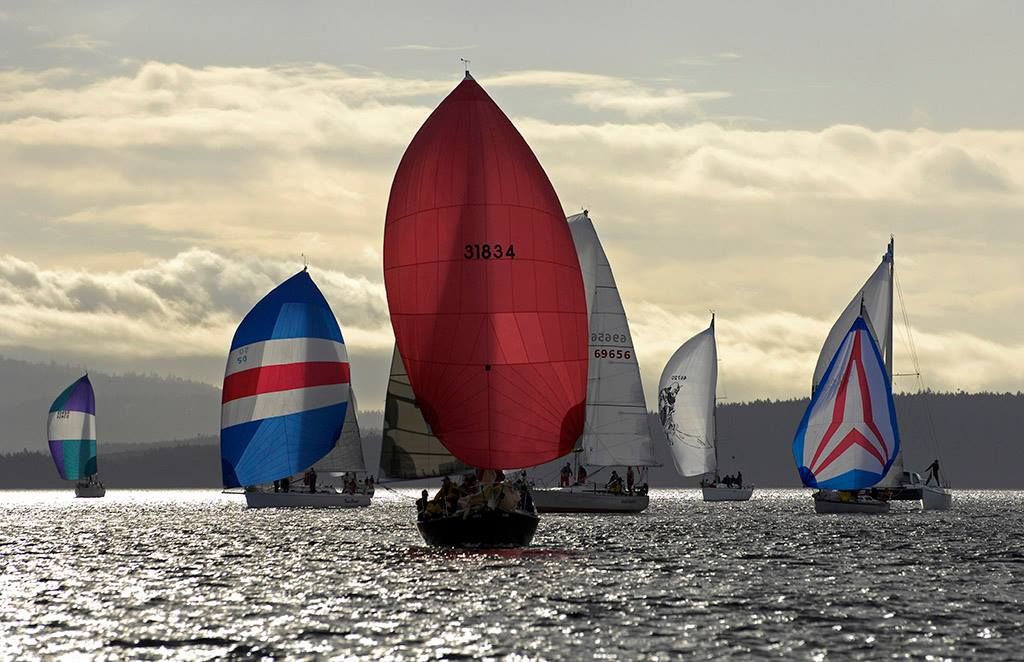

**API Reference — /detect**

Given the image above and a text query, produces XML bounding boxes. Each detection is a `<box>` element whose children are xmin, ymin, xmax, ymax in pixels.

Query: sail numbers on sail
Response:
<box><xmin>462</xmin><ymin>243</ymin><xmax>516</xmax><ymax>259</ymax></box>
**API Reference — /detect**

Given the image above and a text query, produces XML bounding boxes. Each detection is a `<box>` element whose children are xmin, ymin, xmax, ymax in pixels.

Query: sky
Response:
<box><xmin>1</xmin><ymin>1</ymin><xmax>1022</xmax><ymax>409</ymax></box>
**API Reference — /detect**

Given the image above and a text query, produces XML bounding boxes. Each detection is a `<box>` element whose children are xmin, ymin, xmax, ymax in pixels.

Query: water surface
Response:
<box><xmin>1</xmin><ymin>489</ymin><xmax>1020</xmax><ymax>659</ymax></box>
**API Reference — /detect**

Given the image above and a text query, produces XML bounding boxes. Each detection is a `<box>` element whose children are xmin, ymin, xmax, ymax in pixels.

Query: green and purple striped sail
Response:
<box><xmin>47</xmin><ymin>375</ymin><xmax>98</xmax><ymax>480</ymax></box>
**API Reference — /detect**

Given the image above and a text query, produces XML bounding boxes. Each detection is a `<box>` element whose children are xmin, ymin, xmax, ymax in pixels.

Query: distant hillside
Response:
<box><xmin>1</xmin><ymin>353</ymin><xmax>1020</xmax><ymax>488</ymax></box>
<box><xmin>522</xmin><ymin>391</ymin><xmax>1024</xmax><ymax>489</ymax></box>
<box><xmin>0</xmin><ymin>355</ymin><xmax>220</xmax><ymax>454</ymax></box>
<box><xmin>0</xmin><ymin>430</ymin><xmax>384</xmax><ymax>489</ymax></box>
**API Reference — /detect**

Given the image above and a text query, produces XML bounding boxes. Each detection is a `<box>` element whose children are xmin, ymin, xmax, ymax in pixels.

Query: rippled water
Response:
<box><xmin>1</xmin><ymin>489</ymin><xmax>1021</xmax><ymax>660</ymax></box>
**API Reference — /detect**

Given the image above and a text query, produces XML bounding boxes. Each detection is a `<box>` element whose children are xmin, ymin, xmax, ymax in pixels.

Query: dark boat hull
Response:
<box><xmin>417</xmin><ymin>509</ymin><xmax>539</xmax><ymax>548</ymax></box>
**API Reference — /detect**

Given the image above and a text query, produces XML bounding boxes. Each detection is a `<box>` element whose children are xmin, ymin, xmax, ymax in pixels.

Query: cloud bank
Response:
<box><xmin>1</xmin><ymin>61</ymin><xmax>1022</xmax><ymax>404</ymax></box>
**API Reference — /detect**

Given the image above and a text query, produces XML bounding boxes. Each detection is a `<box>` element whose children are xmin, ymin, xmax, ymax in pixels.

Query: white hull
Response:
<box><xmin>532</xmin><ymin>487</ymin><xmax>649</xmax><ymax>513</ymax></box>
<box><xmin>244</xmin><ymin>490</ymin><xmax>371</xmax><ymax>509</ymax></box>
<box><xmin>702</xmin><ymin>486</ymin><xmax>753</xmax><ymax>502</ymax></box>
<box><xmin>922</xmin><ymin>485</ymin><xmax>952</xmax><ymax>511</ymax></box>
<box><xmin>75</xmin><ymin>484</ymin><xmax>105</xmax><ymax>498</ymax></box>
<box><xmin>813</xmin><ymin>491</ymin><xmax>889</xmax><ymax>514</ymax></box>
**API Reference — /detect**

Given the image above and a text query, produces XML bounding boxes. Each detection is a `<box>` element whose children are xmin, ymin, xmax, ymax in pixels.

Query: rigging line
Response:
<box><xmin>895</xmin><ymin>270</ymin><xmax>945</xmax><ymax>469</ymax></box>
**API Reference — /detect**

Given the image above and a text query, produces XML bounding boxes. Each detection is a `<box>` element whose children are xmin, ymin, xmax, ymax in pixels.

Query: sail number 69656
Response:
<box><xmin>464</xmin><ymin>244</ymin><xmax>516</xmax><ymax>260</ymax></box>
<box><xmin>595</xmin><ymin>349</ymin><xmax>631</xmax><ymax>359</ymax></box>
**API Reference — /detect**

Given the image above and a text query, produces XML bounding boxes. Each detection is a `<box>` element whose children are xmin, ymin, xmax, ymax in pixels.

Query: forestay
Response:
<box><xmin>568</xmin><ymin>211</ymin><xmax>656</xmax><ymax>467</ymax></box>
<box><xmin>793</xmin><ymin>315</ymin><xmax>900</xmax><ymax>490</ymax></box>
<box><xmin>47</xmin><ymin>375</ymin><xmax>98</xmax><ymax>480</ymax></box>
<box><xmin>220</xmin><ymin>270</ymin><xmax>350</xmax><ymax>488</ymax></box>
<box><xmin>313</xmin><ymin>387</ymin><xmax>366</xmax><ymax>475</ymax></box>
<box><xmin>658</xmin><ymin>319</ymin><xmax>717</xmax><ymax>477</ymax></box>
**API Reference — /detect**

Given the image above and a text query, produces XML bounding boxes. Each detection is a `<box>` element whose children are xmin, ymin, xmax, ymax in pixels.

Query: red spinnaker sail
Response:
<box><xmin>383</xmin><ymin>74</ymin><xmax>588</xmax><ymax>470</ymax></box>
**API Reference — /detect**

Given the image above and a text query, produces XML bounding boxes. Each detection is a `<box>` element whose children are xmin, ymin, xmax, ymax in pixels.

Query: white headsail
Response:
<box><xmin>658</xmin><ymin>317</ymin><xmax>718</xmax><ymax>477</ymax></box>
<box><xmin>813</xmin><ymin>241</ymin><xmax>894</xmax><ymax>394</ymax></box>
<box><xmin>568</xmin><ymin>211</ymin><xmax>657</xmax><ymax>468</ymax></box>
<box><xmin>313</xmin><ymin>387</ymin><xmax>366</xmax><ymax>475</ymax></box>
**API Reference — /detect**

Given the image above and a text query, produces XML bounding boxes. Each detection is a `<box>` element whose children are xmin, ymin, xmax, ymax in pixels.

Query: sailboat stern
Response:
<box><xmin>417</xmin><ymin>508</ymin><xmax>539</xmax><ymax>548</ymax></box>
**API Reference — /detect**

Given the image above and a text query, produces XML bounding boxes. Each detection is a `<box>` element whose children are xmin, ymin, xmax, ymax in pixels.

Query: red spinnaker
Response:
<box><xmin>383</xmin><ymin>74</ymin><xmax>588</xmax><ymax>470</ymax></box>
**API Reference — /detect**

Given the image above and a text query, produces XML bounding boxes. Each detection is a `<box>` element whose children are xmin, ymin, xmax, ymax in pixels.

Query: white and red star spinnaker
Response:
<box><xmin>793</xmin><ymin>316</ymin><xmax>900</xmax><ymax>490</ymax></box>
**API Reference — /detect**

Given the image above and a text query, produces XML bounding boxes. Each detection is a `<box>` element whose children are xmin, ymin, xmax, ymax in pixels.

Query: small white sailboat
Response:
<box><xmin>220</xmin><ymin>268</ymin><xmax>369</xmax><ymax>509</ymax></box>
<box><xmin>659</xmin><ymin>316</ymin><xmax>752</xmax><ymax>502</ymax></box>
<box><xmin>531</xmin><ymin>210</ymin><xmax>657</xmax><ymax>514</ymax></box>
<box><xmin>47</xmin><ymin>374</ymin><xmax>105</xmax><ymax>498</ymax></box>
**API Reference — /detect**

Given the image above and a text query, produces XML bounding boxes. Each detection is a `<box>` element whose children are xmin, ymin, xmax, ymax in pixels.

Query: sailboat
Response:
<box><xmin>220</xmin><ymin>268</ymin><xmax>367</xmax><ymax>508</ymax></box>
<box><xmin>383</xmin><ymin>70</ymin><xmax>588</xmax><ymax>547</ymax></box>
<box><xmin>531</xmin><ymin>210</ymin><xmax>657</xmax><ymax>514</ymax></box>
<box><xmin>794</xmin><ymin>306</ymin><xmax>899</xmax><ymax>513</ymax></box>
<box><xmin>799</xmin><ymin>239</ymin><xmax>952</xmax><ymax>512</ymax></box>
<box><xmin>47</xmin><ymin>374</ymin><xmax>105</xmax><ymax>498</ymax></box>
<box><xmin>659</xmin><ymin>316</ymin><xmax>752</xmax><ymax>502</ymax></box>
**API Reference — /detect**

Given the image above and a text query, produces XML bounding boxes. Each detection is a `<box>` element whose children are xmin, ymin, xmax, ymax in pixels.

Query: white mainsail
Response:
<box><xmin>658</xmin><ymin>317</ymin><xmax>718</xmax><ymax>477</ymax></box>
<box><xmin>568</xmin><ymin>211</ymin><xmax>657</xmax><ymax>468</ymax></box>
<box><xmin>313</xmin><ymin>387</ymin><xmax>366</xmax><ymax>475</ymax></box>
<box><xmin>812</xmin><ymin>239</ymin><xmax>904</xmax><ymax>487</ymax></box>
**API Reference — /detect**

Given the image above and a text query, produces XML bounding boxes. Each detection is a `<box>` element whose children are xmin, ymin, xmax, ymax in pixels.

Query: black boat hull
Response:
<box><xmin>417</xmin><ymin>509</ymin><xmax>539</xmax><ymax>548</ymax></box>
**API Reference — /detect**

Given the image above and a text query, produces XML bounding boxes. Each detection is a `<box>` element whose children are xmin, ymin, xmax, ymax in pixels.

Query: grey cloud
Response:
<box><xmin>385</xmin><ymin>44</ymin><xmax>477</xmax><ymax>52</ymax></box>
<box><xmin>0</xmin><ymin>250</ymin><xmax>391</xmax><ymax>362</ymax></box>
<box><xmin>916</xmin><ymin>146</ymin><xmax>1013</xmax><ymax>193</ymax></box>
<box><xmin>40</xmin><ymin>34</ymin><xmax>109</xmax><ymax>51</ymax></box>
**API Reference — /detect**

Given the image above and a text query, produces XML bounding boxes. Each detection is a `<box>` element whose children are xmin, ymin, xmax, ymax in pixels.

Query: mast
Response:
<box><xmin>711</xmin><ymin>313</ymin><xmax>719</xmax><ymax>478</ymax></box>
<box><xmin>711</xmin><ymin>406</ymin><xmax>719</xmax><ymax>479</ymax></box>
<box><xmin>885</xmin><ymin>236</ymin><xmax>894</xmax><ymax>381</ymax></box>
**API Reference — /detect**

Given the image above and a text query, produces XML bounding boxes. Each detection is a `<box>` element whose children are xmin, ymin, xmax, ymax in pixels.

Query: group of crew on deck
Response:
<box><xmin>416</xmin><ymin>469</ymin><xmax>533</xmax><ymax>521</ymax></box>
<box><xmin>700</xmin><ymin>472</ymin><xmax>744</xmax><ymax>489</ymax></box>
<box><xmin>269</xmin><ymin>468</ymin><xmax>374</xmax><ymax>496</ymax></box>
<box><xmin>559</xmin><ymin>462</ymin><xmax>649</xmax><ymax>496</ymax></box>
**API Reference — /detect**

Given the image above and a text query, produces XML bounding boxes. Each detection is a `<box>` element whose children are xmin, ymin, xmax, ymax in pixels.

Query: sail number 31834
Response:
<box><xmin>464</xmin><ymin>244</ymin><xmax>515</xmax><ymax>259</ymax></box>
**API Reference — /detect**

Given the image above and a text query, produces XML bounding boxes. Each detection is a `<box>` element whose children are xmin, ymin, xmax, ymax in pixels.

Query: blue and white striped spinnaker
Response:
<box><xmin>220</xmin><ymin>270</ymin><xmax>351</xmax><ymax>488</ymax></box>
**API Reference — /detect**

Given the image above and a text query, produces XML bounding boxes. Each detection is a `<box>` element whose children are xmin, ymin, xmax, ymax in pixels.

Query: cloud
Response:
<box><xmin>677</xmin><ymin>52</ymin><xmax>743</xmax><ymax>66</ymax></box>
<box><xmin>40</xmin><ymin>33</ymin><xmax>110</xmax><ymax>51</ymax></box>
<box><xmin>571</xmin><ymin>88</ymin><xmax>729</xmax><ymax>118</ymax></box>
<box><xmin>0</xmin><ymin>250</ymin><xmax>393</xmax><ymax>366</ymax></box>
<box><xmin>385</xmin><ymin>44</ymin><xmax>477</xmax><ymax>52</ymax></box>
<box><xmin>1</xmin><ymin>61</ymin><xmax>1023</xmax><ymax>401</ymax></box>
<box><xmin>5</xmin><ymin>248</ymin><xmax>1020</xmax><ymax>406</ymax></box>
<box><xmin>490</xmin><ymin>69</ymin><xmax>730</xmax><ymax>118</ymax></box>
<box><xmin>0</xmin><ymin>67</ymin><xmax>74</xmax><ymax>92</ymax></box>
<box><xmin>519</xmin><ymin>120</ymin><xmax>1024</xmax><ymax>204</ymax></box>
<box><xmin>629</xmin><ymin>302</ymin><xmax>1024</xmax><ymax>403</ymax></box>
